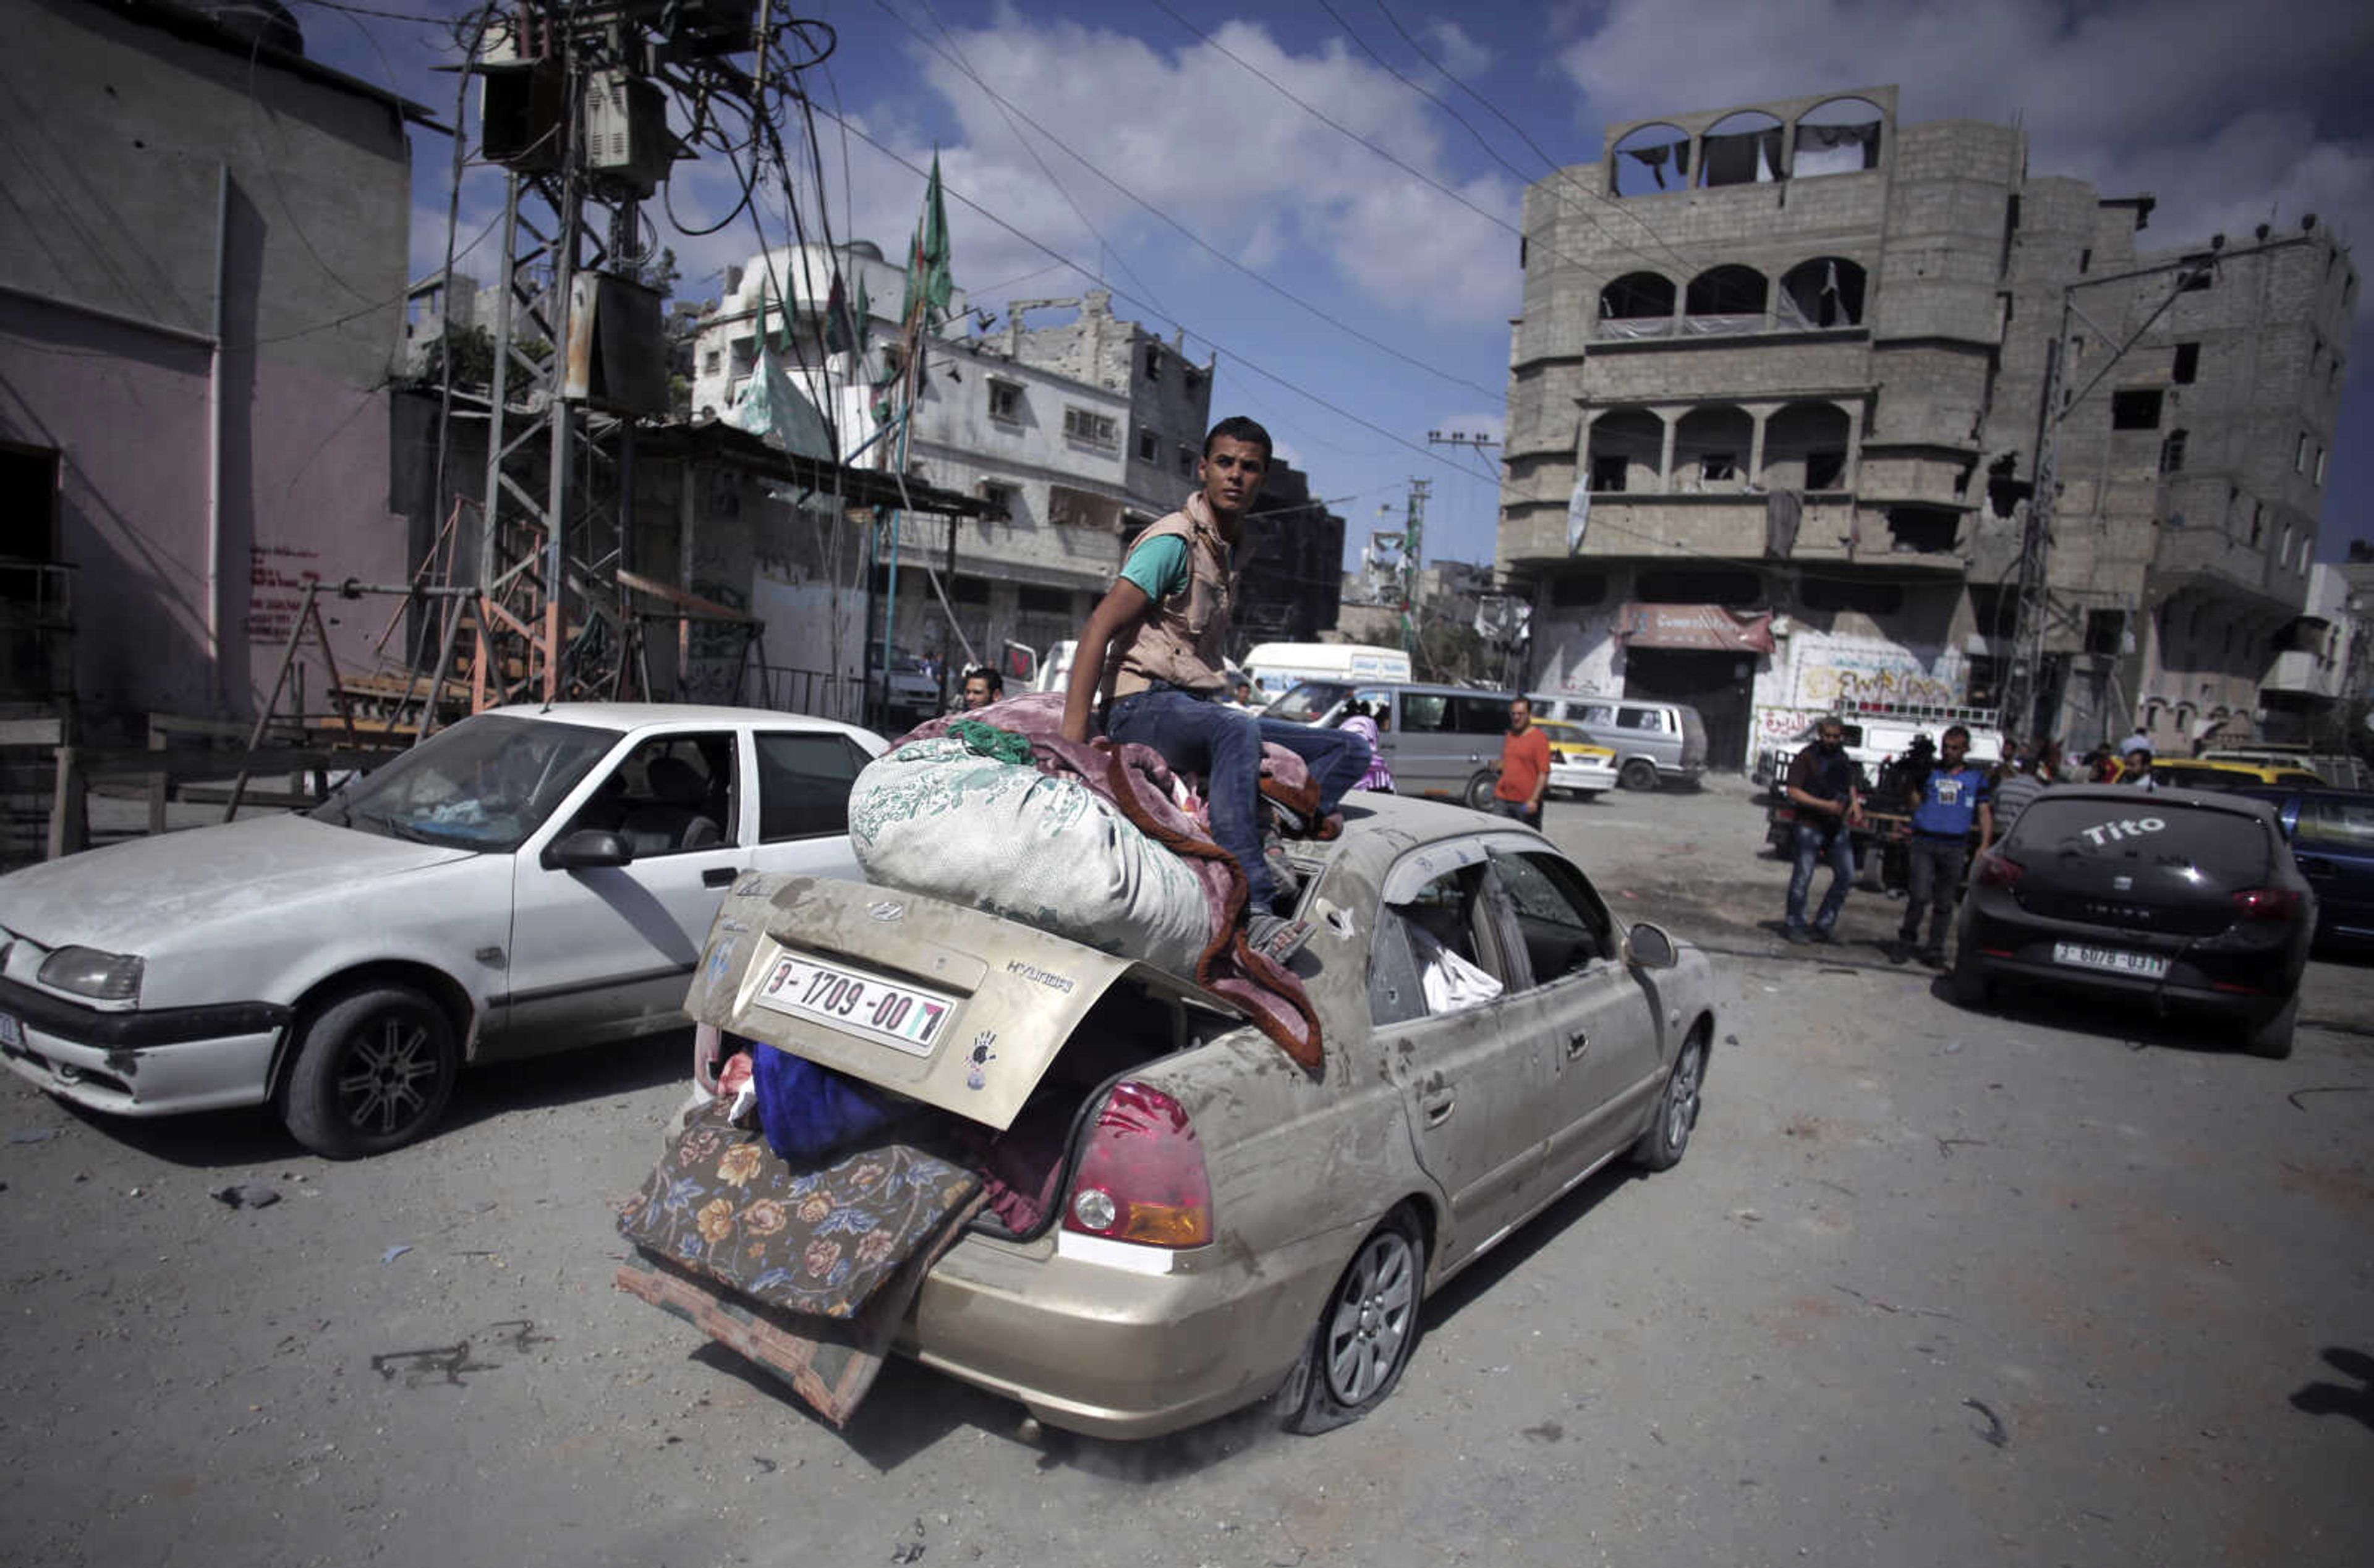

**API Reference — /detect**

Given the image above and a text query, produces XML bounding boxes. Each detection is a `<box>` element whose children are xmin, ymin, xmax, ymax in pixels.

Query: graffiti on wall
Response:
<box><xmin>1789</xmin><ymin>642</ymin><xmax>1964</xmax><ymax>710</ymax></box>
<box><xmin>683</xmin><ymin>578</ymin><xmax>751</xmax><ymax>702</ymax></box>
<box><xmin>245</xmin><ymin>543</ymin><xmax>323</xmax><ymax>643</ymax></box>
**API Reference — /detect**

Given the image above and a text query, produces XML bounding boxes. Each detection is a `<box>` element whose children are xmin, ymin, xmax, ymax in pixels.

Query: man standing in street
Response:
<box><xmin>1990</xmin><ymin>750</ymin><xmax>2048</xmax><ymax>836</ymax></box>
<box><xmin>958</xmin><ymin>665</ymin><xmax>1003</xmax><ymax>710</ymax></box>
<box><xmin>1060</xmin><ymin>416</ymin><xmax>1369</xmax><ymax>961</ymax></box>
<box><xmin>1491</xmin><ymin>696</ymin><xmax>1552</xmax><ymax>829</ymax></box>
<box><xmin>1783</xmin><ymin>715</ymin><xmax>1862</xmax><ymax>944</ymax></box>
<box><xmin>1890</xmin><ymin>724</ymin><xmax>1993</xmax><ymax>967</ymax></box>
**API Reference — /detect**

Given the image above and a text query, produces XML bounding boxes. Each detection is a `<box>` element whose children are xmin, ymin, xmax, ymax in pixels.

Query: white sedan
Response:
<box><xmin>0</xmin><ymin>705</ymin><xmax>885</xmax><ymax>1157</ymax></box>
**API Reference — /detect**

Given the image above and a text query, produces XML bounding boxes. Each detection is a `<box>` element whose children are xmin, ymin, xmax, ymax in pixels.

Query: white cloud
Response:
<box><xmin>1553</xmin><ymin>0</ymin><xmax>2373</xmax><ymax>317</ymax></box>
<box><xmin>1422</xmin><ymin>18</ymin><xmax>1492</xmax><ymax>79</ymax></box>
<box><xmin>827</xmin><ymin>12</ymin><xmax>1523</xmax><ymax>332</ymax></box>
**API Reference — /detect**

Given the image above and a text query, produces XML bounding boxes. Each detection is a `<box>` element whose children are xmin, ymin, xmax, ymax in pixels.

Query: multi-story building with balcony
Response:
<box><xmin>691</xmin><ymin>250</ymin><xmax>1216</xmax><ymax>672</ymax></box>
<box><xmin>1497</xmin><ymin>85</ymin><xmax>2355</xmax><ymax>771</ymax></box>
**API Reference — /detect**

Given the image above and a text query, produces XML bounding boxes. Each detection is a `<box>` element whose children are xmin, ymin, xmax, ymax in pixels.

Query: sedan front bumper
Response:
<box><xmin>0</xmin><ymin>977</ymin><xmax>287</xmax><ymax>1116</ymax></box>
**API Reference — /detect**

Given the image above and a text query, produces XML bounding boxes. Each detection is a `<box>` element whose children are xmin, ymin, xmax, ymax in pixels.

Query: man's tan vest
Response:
<box><xmin>1100</xmin><ymin>493</ymin><xmax>1233</xmax><ymax>701</ymax></box>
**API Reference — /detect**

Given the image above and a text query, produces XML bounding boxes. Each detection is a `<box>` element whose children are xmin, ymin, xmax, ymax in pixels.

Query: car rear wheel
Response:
<box><xmin>2242</xmin><ymin>994</ymin><xmax>2297</xmax><ymax>1060</ymax></box>
<box><xmin>1463</xmin><ymin>770</ymin><xmax>1498</xmax><ymax>810</ymax></box>
<box><xmin>1281</xmin><ymin>1210</ymin><xmax>1426</xmax><ymax>1434</ymax></box>
<box><xmin>281</xmin><ymin>983</ymin><xmax>459</xmax><ymax>1159</ymax></box>
<box><xmin>1619</xmin><ymin>758</ymin><xmax>1659</xmax><ymax>792</ymax></box>
<box><xmin>1628</xmin><ymin>1026</ymin><xmax>1707</xmax><ymax>1172</ymax></box>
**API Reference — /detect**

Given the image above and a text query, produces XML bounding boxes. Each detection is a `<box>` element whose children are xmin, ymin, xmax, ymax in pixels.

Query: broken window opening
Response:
<box><xmin>1671</xmin><ymin>405</ymin><xmax>1753</xmax><ymax>493</ymax></box>
<box><xmin>2250</xmin><ymin>504</ymin><xmax>2264</xmax><ymax>546</ymax></box>
<box><xmin>1585</xmin><ymin>408</ymin><xmax>1662</xmax><ymax>493</ymax></box>
<box><xmin>1610</xmin><ymin>123</ymin><xmax>1691</xmax><ymax>198</ymax></box>
<box><xmin>2111</xmin><ymin>389</ymin><xmax>2163</xmax><ymax>430</ymax></box>
<box><xmin>1792</xmin><ymin>97</ymin><xmax>1883</xmax><ymax>177</ymax></box>
<box><xmin>987</xmin><ymin>378</ymin><xmax>1022</xmax><ymax>421</ymax></box>
<box><xmin>1986</xmin><ymin>454</ymin><xmax>2030</xmax><ymax>520</ymax></box>
<box><xmin>1885</xmin><ymin>506</ymin><xmax>1960</xmax><ymax>554</ymax></box>
<box><xmin>1700</xmin><ymin>111</ymin><xmax>1784</xmax><ymax>188</ymax></box>
<box><xmin>2172</xmin><ymin>342</ymin><xmax>2199</xmax><ymax>384</ymax></box>
<box><xmin>1136</xmin><ymin>428</ymin><xmax>1159</xmax><ymax>463</ymax></box>
<box><xmin>2159</xmin><ymin>428</ymin><xmax>2188</xmax><ymax>474</ymax></box>
<box><xmin>2079</xmin><ymin>248</ymin><xmax>2093</xmax><ymax>273</ymax></box>
<box><xmin>2085</xmin><ymin>610</ymin><xmax>2126</xmax><ymax>657</ymax></box>
<box><xmin>2295</xmin><ymin>433</ymin><xmax>2309</xmax><ymax>472</ymax></box>
<box><xmin>1683</xmin><ymin>265</ymin><xmax>1767</xmax><ymax>335</ymax></box>
<box><xmin>1759</xmin><ymin>401</ymin><xmax>1852</xmax><ymax>493</ymax></box>
<box><xmin>1638</xmin><ymin>567</ymin><xmax>1761</xmax><ymax>606</ymax></box>
<box><xmin>2316</xmin><ymin>447</ymin><xmax>2327</xmax><ymax>487</ymax></box>
<box><xmin>1597</xmin><ymin>272</ymin><xmax>1677</xmax><ymax>339</ymax></box>
<box><xmin>1777</xmin><ymin>257</ymin><xmax>1868</xmax><ymax>329</ymax></box>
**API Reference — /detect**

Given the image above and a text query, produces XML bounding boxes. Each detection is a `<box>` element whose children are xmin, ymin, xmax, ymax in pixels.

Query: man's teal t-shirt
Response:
<box><xmin>1118</xmin><ymin>533</ymin><xmax>1191</xmax><ymax>602</ymax></box>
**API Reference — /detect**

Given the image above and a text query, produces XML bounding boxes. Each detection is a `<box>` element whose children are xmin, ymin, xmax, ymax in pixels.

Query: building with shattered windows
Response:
<box><xmin>1498</xmin><ymin>85</ymin><xmax>2357</xmax><ymax>771</ymax></box>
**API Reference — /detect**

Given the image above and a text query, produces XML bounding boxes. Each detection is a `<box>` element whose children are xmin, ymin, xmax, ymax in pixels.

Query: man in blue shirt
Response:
<box><xmin>1891</xmin><ymin>724</ymin><xmax>1993</xmax><ymax>967</ymax></box>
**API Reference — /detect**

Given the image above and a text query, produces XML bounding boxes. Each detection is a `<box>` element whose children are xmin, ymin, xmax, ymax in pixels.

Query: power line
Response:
<box><xmin>804</xmin><ymin>101</ymin><xmax>1484</xmax><ymax>488</ymax></box>
<box><xmin>869</xmin><ymin>0</ymin><xmax>1505</xmax><ymax>405</ymax></box>
<box><xmin>1367</xmin><ymin>0</ymin><xmax>1700</xmax><ymax>276</ymax></box>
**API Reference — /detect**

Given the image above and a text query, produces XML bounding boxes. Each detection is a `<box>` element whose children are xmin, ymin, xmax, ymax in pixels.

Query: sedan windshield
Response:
<box><xmin>311</xmin><ymin>714</ymin><xmax>617</xmax><ymax>852</ymax></box>
<box><xmin>1268</xmin><ymin>681</ymin><xmax>1353</xmax><ymax>723</ymax></box>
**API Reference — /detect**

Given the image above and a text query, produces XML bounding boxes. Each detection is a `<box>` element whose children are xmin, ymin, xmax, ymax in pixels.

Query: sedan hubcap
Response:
<box><xmin>1667</xmin><ymin>1044</ymin><xmax>1703</xmax><ymax>1148</ymax></box>
<box><xmin>337</xmin><ymin>1014</ymin><xmax>438</xmax><ymax>1135</ymax></box>
<box><xmin>1324</xmin><ymin>1232</ymin><xmax>1416</xmax><ymax>1405</ymax></box>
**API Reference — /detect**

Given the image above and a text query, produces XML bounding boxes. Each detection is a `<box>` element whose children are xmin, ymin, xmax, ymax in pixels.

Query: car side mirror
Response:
<box><xmin>1623</xmin><ymin>921</ymin><xmax>1678</xmax><ymax>971</ymax></box>
<box><xmin>543</xmin><ymin>828</ymin><xmax>634</xmax><ymax>870</ymax></box>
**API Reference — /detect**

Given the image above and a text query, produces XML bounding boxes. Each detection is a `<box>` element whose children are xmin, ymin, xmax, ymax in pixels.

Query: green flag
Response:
<box><xmin>900</xmin><ymin>153</ymin><xmax>953</xmax><ymax>328</ymax></box>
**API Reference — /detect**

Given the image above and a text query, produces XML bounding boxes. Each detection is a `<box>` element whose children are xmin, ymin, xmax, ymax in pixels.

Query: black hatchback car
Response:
<box><xmin>1951</xmin><ymin>786</ymin><xmax>2313</xmax><ymax>1057</ymax></box>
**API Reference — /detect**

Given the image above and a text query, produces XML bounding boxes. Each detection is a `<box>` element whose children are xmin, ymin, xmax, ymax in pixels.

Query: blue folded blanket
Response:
<box><xmin>749</xmin><ymin>1038</ymin><xmax>902</xmax><ymax>1162</ymax></box>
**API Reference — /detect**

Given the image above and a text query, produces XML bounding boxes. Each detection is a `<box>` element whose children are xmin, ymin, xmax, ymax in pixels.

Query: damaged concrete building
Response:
<box><xmin>691</xmin><ymin>256</ymin><xmax>1217</xmax><ymax>674</ymax></box>
<box><xmin>1498</xmin><ymin>85</ymin><xmax>2357</xmax><ymax>771</ymax></box>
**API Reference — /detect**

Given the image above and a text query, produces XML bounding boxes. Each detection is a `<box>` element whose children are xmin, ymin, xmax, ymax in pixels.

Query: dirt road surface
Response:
<box><xmin>4</xmin><ymin>778</ymin><xmax>2370</xmax><ymax>1567</ymax></box>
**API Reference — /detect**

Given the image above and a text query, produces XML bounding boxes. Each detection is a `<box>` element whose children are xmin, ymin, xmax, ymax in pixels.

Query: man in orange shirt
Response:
<box><xmin>1491</xmin><ymin>696</ymin><xmax>1552</xmax><ymax>828</ymax></box>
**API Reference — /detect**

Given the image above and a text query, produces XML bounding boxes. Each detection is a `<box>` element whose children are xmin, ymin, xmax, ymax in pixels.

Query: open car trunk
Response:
<box><xmin>686</xmin><ymin>873</ymin><xmax>1244</xmax><ymax>1237</ymax></box>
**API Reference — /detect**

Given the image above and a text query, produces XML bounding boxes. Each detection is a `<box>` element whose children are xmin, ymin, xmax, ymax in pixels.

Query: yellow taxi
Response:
<box><xmin>1536</xmin><ymin>719</ymin><xmax>1620</xmax><ymax>800</ymax></box>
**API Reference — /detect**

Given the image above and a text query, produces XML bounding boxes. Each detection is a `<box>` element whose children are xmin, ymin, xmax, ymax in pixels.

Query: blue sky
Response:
<box><xmin>300</xmin><ymin>0</ymin><xmax>2373</xmax><ymax>577</ymax></box>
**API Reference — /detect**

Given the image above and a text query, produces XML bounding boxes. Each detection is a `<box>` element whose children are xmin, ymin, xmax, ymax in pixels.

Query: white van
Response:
<box><xmin>1242</xmin><ymin>642</ymin><xmax>1413</xmax><ymax>701</ymax></box>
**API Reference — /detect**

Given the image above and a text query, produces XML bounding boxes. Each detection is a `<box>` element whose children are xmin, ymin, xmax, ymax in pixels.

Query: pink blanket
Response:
<box><xmin>896</xmin><ymin>693</ymin><xmax>1325</xmax><ymax>1074</ymax></box>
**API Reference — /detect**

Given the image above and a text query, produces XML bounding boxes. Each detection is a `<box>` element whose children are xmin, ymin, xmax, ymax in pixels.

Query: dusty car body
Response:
<box><xmin>0</xmin><ymin>705</ymin><xmax>885</xmax><ymax>1156</ymax></box>
<box><xmin>686</xmin><ymin>792</ymin><xmax>1717</xmax><ymax>1438</ymax></box>
<box><xmin>1950</xmin><ymin>785</ymin><xmax>2313</xmax><ymax>1057</ymax></box>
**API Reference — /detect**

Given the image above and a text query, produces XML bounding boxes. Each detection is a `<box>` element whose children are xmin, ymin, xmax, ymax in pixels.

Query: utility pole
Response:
<box><xmin>1999</xmin><ymin>242</ymin><xmax>2233</xmax><ymax>744</ymax></box>
<box><xmin>464</xmin><ymin>3</ymin><xmax>741</xmax><ymax>707</ymax></box>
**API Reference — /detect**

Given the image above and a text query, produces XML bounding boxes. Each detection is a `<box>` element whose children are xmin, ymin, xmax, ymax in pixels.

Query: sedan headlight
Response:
<box><xmin>39</xmin><ymin>946</ymin><xmax>145</xmax><ymax>1002</ymax></box>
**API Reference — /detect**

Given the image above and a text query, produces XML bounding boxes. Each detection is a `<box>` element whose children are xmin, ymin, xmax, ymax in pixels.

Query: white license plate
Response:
<box><xmin>752</xmin><ymin>952</ymin><xmax>958</xmax><ymax>1057</ymax></box>
<box><xmin>2051</xmin><ymin>941</ymin><xmax>2169</xmax><ymax>980</ymax></box>
<box><xmin>0</xmin><ymin>1013</ymin><xmax>20</xmax><ymax>1050</ymax></box>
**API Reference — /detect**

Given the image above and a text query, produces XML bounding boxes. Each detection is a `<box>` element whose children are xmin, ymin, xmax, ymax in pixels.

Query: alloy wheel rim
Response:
<box><xmin>336</xmin><ymin>1013</ymin><xmax>438</xmax><ymax>1135</ymax></box>
<box><xmin>1324</xmin><ymin>1231</ymin><xmax>1416</xmax><ymax>1404</ymax></box>
<box><xmin>1667</xmin><ymin>1041</ymin><xmax>1703</xmax><ymax>1150</ymax></box>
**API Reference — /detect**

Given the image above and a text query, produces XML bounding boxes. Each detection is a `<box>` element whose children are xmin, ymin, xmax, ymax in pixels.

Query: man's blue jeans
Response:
<box><xmin>1785</xmin><ymin>820</ymin><xmax>1855</xmax><ymax>933</ymax></box>
<box><xmin>1104</xmin><ymin>688</ymin><xmax>1372</xmax><ymax>910</ymax></box>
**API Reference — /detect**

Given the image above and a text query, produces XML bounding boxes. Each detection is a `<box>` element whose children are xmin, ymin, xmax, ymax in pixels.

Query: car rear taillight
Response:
<box><xmin>2231</xmin><ymin>886</ymin><xmax>2303</xmax><ymax>922</ymax></box>
<box><xmin>1975</xmin><ymin>854</ymin><xmax>2025</xmax><ymax>889</ymax></box>
<box><xmin>1063</xmin><ymin>1081</ymin><xmax>1213</xmax><ymax>1248</ymax></box>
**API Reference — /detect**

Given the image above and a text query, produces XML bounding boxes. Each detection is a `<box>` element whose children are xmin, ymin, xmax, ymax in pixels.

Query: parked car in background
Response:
<box><xmin>1241</xmin><ymin>642</ymin><xmax>1413</xmax><ymax>703</ymax></box>
<box><xmin>683</xmin><ymin>794</ymin><xmax>1717</xmax><ymax>1436</ymax></box>
<box><xmin>868</xmin><ymin>645</ymin><xmax>940</xmax><ymax>729</ymax></box>
<box><xmin>0</xmin><ymin>705</ymin><xmax>888</xmax><ymax>1156</ymax></box>
<box><xmin>2153</xmin><ymin>758</ymin><xmax>2326</xmax><ymax>791</ymax></box>
<box><xmin>2201</xmin><ymin>745</ymin><xmax>2366</xmax><ymax>790</ymax></box>
<box><xmin>1534</xmin><ymin>720</ymin><xmax>1619</xmax><ymax>802</ymax></box>
<box><xmin>1950</xmin><ymin>785</ymin><xmax>2313</xmax><ymax>1057</ymax></box>
<box><xmin>1528</xmin><ymin>695</ymin><xmax>1706</xmax><ymax>792</ymax></box>
<box><xmin>1267</xmin><ymin>681</ymin><xmax>1518</xmax><ymax>804</ymax></box>
<box><xmin>2236</xmin><ymin>786</ymin><xmax>2374</xmax><ymax>948</ymax></box>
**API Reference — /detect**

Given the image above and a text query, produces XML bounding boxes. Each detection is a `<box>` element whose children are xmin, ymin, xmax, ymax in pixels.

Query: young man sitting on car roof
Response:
<box><xmin>1060</xmin><ymin>415</ymin><xmax>1371</xmax><ymax>962</ymax></box>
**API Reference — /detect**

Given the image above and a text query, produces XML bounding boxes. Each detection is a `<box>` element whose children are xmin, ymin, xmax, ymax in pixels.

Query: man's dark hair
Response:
<box><xmin>1203</xmin><ymin>415</ymin><xmax>1272</xmax><ymax>464</ymax></box>
<box><xmin>1942</xmin><ymin>724</ymin><xmax>1970</xmax><ymax>745</ymax></box>
<box><xmin>964</xmin><ymin>665</ymin><xmax>1003</xmax><ymax>696</ymax></box>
